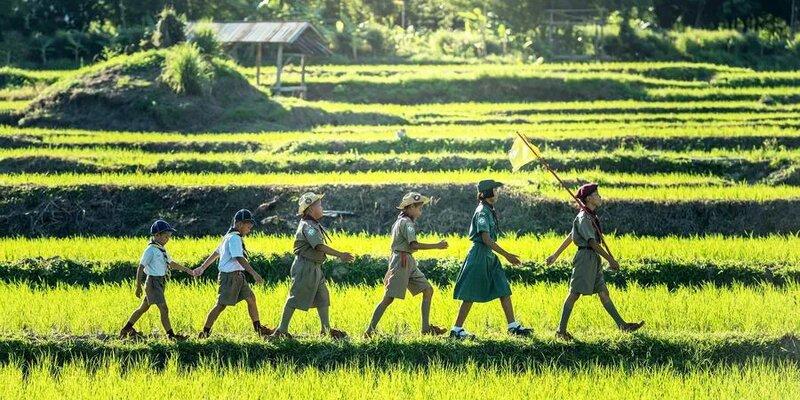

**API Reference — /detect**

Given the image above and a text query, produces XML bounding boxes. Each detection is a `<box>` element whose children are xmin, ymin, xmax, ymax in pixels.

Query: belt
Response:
<box><xmin>297</xmin><ymin>255</ymin><xmax>325</xmax><ymax>265</ymax></box>
<box><xmin>577</xmin><ymin>246</ymin><xmax>594</xmax><ymax>251</ymax></box>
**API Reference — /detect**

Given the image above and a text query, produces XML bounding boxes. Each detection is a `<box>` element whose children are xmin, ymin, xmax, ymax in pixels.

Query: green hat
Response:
<box><xmin>477</xmin><ymin>179</ymin><xmax>504</xmax><ymax>192</ymax></box>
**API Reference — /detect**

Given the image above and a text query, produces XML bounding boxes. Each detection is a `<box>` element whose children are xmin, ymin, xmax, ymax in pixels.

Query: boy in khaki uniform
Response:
<box><xmin>272</xmin><ymin>192</ymin><xmax>354</xmax><ymax>339</ymax></box>
<box><xmin>193</xmin><ymin>209</ymin><xmax>274</xmax><ymax>339</ymax></box>
<box><xmin>120</xmin><ymin>219</ymin><xmax>193</xmax><ymax>340</ymax></box>
<box><xmin>364</xmin><ymin>192</ymin><xmax>449</xmax><ymax>337</ymax></box>
<box><xmin>546</xmin><ymin>183</ymin><xmax>644</xmax><ymax>341</ymax></box>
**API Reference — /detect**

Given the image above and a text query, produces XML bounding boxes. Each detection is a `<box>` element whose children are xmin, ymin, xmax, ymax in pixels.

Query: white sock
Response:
<box><xmin>508</xmin><ymin>321</ymin><xmax>521</xmax><ymax>329</ymax></box>
<box><xmin>451</xmin><ymin>325</ymin><xmax>462</xmax><ymax>332</ymax></box>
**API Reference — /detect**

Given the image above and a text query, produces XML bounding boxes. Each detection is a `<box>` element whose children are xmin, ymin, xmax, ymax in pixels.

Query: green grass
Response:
<box><xmin>0</xmin><ymin>171</ymin><xmax>796</xmax><ymax>201</ymax></box>
<box><xmin>1</xmin><ymin>233</ymin><xmax>798</xmax><ymax>266</ymax></box>
<box><xmin>2</xmin><ymin>358</ymin><xmax>798</xmax><ymax>399</ymax></box>
<box><xmin>1</xmin><ymin>281</ymin><xmax>796</xmax><ymax>336</ymax></box>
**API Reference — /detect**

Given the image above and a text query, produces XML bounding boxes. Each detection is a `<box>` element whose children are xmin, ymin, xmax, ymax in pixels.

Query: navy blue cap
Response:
<box><xmin>150</xmin><ymin>219</ymin><xmax>176</xmax><ymax>235</ymax></box>
<box><xmin>233</xmin><ymin>209</ymin><xmax>255</xmax><ymax>224</ymax></box>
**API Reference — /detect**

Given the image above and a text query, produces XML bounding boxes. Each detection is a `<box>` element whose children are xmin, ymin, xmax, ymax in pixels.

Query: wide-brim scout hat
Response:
<box><xmin>297</xmin><ymin>192</ymin><xmax>325</xmax><ymax>216</ymax></box>
<box><xmin>477</xmin><ymin>179</ymin><xmax>504</xmax><ymax>192</ymax></box>
<box><xmin>150</xmin><ymin>219</ymin><xmax>177</xmax><ymax>235</ymax></box>
<box><xmin>396</xmin><ymin>192</ymin><xmax>431</xmax><ymax>210</ymax></box>
<box><xmin>233</xmin><ymin>209</ymin><xmax>256</xmax><ymax>224</ymax></box>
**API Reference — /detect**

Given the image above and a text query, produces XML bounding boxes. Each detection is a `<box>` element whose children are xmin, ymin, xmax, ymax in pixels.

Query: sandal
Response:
<box><xmin>422</xmin><ymin>325</ymin><xmax>448</xmax><ymax>336</ymax></box>
<box><xmin>620</xmin><ymin>321</ymin><xmax>645</xmax><ymax>332</ymax></box>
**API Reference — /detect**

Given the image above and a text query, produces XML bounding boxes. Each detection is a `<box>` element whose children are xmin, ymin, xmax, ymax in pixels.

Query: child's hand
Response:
<box><xmin>339</xmin><ymin>252</ymin><xmax>355</xmax><ymax>263</ymax></box>
<box><xmin>253</xmin><ymin>273</ymin><xmax>264</xmax><ymax>285</ymax></box>
<box><xmin>546</xmin><ymin>254</ymin><xmax>557</xmax><ymax>266</ymax></box>
<box><xmin>437</xmin><ymin>240</ymin><xmax>449</xmax><ymax>249</ymax></box>
<box><xmin>505</xmin><ymin>253</ymin><xmax>522</xmax><ymax>266</ymax></box>
<box><xmin>608</xmin><ymin>259</ymin><xmax>620</xmax><ymax>271</ymax></box>
<box><xmin>134</xmin><ymin>285</ymin><xmax>143</xmax><ymax>298</ymax></box>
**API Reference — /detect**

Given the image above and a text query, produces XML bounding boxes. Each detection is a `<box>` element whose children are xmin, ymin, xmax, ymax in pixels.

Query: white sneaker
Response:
<box><xmin>449</xmin><ymin>327</ymin><xmax>475</xmax><ymax>340</ymax></box>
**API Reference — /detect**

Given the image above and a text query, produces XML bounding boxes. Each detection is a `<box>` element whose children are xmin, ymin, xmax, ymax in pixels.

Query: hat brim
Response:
<box><xmin>395</xmin><ymin>196</ymin><xmax>431</xmax><ymax>210</ymax></box>
<box><xmin>297</xmin><ymin>194</ymin><xmax>325</xmax><ymax>216</ymax></box>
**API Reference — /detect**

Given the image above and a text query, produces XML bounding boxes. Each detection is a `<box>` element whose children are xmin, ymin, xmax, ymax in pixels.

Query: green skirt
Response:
<box><xmin>453</xmin><ymin>242</ymin><xmax>512</xmax><ymax>302</ymax></box>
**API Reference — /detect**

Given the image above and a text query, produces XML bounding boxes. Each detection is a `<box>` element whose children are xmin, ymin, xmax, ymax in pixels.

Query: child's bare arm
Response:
<box><xmin>194</xmin><ymin>250</ymin><xmax>220</xmax><ymax>276</ymax></box>
<box><xmin>481</xmin><ymin>232</ymin><xmax>521</xmax><ymax>265</ymax></box>
<box><xmin>409</xmin><ymin>239</ymin><xmax>448</xmax><ymax>251</ymax></box>
<box><xmin>546</xmin><ymin>233</ymin><xmax>573</xmax><ymax>265</ymax></box>
<box><xmin>168</xmin><ymin>261</ymin><xmax>192</xmax><ymax>275</ymax></box>
<box><xmin>134</xmin><ymin>264</ymin><xmax>145</xmax><ymax>297</ymax></box>
<box><xmin>235</xmin><ymin>257</ymin><xmax>263</xmax><ymax>284</ymax></box>
<box><xmin>315</xmin><ymin>244</ymin><xmax>355</xmax><ymax>262</ymax></box>
<box><xmin>589</xmin><ymin>238</ymin><xmax>619</xmax><ymax>270</ymax></box>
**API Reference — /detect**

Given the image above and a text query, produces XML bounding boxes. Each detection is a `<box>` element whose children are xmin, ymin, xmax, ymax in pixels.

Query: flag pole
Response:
<box><xmin>514</xmin><ymin>131</ymin><xmax>614</xmax><ymax>259</ymax></box>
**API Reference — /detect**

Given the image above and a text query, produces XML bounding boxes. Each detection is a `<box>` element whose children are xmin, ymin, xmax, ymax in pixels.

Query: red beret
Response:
<box><xmin>576</xmin><ymin>183</ymin><xmax>598</xmax><ymax>200</ymax></box>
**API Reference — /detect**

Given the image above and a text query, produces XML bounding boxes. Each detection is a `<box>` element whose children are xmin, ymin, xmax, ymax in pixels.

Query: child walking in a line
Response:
<box><xmin>272</xmin><ymin>192</ymin><xmax>354</xmax><ymax>339</ymax></box>
<box><xmin>450</xmin><ymin>180</ymin><xmax>533</xmax><ymax>340</ymax></box>
<box><xmin>546</xmin><ymin>183</ymin><xmax>644</xmax><ymax>341</ymax></box>
<box><xmin>193</xmin><ymin>209</ymin><xmax>273</xmax><ymax>339</ymax></box>
<box><xmin>364</xmin><ymin>192</ymin><xmax>449</xmax><ymax>337</ymax></box>
<box><xmin>120</xmin><ymin>219</ymin><xmax>193</xmax><ymax>340</ymax></box>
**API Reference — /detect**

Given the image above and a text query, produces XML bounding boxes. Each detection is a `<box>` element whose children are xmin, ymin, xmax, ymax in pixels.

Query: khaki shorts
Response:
<box><xmin>286</xmin><ymin>257</ymin><xmax>330</xmax><ymax>311</ymax></box>
<box><xmin>569</xmin><ymin>249</ymin><xmax>608</xmax><ymax>295</ymax></box>
<box><xmin>217</xmin><ymin>271</ymin><xmax>254</xmax><ymax>306</ymax></box>
<box><xmin>144</xmin><ymin>275</ymin><xmax>167</xmax><ymax>305</ymax></box>
<box><xmin>384</xmin><ymin>252</ymin><xmax>432</xmax><ymax>299</ymax></box>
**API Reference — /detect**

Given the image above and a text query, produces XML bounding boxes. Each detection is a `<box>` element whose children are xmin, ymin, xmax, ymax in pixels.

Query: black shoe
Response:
<box><xmin>508</xmin><ymin>324</ymin><xmax>533</xmax><ymax>337</ymax></box>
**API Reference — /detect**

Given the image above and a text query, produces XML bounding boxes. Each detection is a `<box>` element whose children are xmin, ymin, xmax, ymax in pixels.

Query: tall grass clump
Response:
<box><xmin>160</xmin><ymin>43</ymin><xmax>213</xmax><ymax>95</ymax></box>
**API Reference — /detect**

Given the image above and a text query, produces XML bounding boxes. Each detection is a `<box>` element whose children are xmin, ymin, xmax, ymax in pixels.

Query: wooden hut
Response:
<box><xmin>186</xmin><ymin>21</ymin><xmax>331</xmax><ymax>97</ymax></box>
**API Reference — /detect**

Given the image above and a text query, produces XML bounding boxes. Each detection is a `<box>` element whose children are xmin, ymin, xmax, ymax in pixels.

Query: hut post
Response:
<box><xmin>300</xmin><ymin>54</ymin><xmax>306</xmax><ymax>95</ymax></box>
<box><xmin>275</xmin><ymin>43</ymin><xmax>284</xmax><ymax>91</ymax></box>
<box><xmin>255</xmin><ymin>42</ymin><xmax>262</xmax><ymax>85</ymax></box>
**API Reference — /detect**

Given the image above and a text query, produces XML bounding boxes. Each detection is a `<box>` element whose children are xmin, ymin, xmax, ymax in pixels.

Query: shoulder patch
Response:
<box><xmin>307</xmin><ymin>227</ymin><xmax>317</xmax><ymax>236</ymax></box>
<box><xmin>406</xmin><ymin>224</ymin><xmax>415</xmax><ymax>235</ymax></box>
<box><xmin>477</xmin><ymin>216</ymin><xmax>487</xmax><ymax>224</ymax></box>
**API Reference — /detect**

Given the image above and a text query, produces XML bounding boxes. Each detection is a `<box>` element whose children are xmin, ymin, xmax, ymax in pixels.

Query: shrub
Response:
<box><xmin>189</xmin><ymin>21</ymin><xmax>222</xmax><ymax>57</ymax></box>
<box><xmin>152</xmin><ymin>6</ymin><xmax>186</xmax><ymax>49</ymax></box>
<box><xmin>160</xmin><ymin>43</ymin><xmax>213</xmax><ymax>95</ymax></box>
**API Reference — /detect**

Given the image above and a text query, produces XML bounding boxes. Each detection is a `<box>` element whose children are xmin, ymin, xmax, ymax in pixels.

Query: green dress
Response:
<box><xmin>452</xmin><ymin>203</ymin><xmax>512</xmax><ymax>302</ymax></box>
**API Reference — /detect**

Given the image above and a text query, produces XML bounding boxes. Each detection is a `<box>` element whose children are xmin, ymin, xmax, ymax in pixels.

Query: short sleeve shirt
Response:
<box><xmin>293</xmin><ymin>219</ymin><xmax>327</xmax><ymax>262</ymax></box>
<box><xmin>218</xmin><ymin>232</ymin><xmax>245</xmax><ymax>272</ymax></box>
<box><xmin>469</xmin><ymin>203</ymin><xmax>497</xmax><ymax>243</ymax></box>
<box><xmin>140</xmin><ymin>244</ymin><xmax>172</xmax><ymax>276</ymax></box>
<box><xmin>390</xmin><ymin>216</ymin><xmax>418</xmax><ymax>253</ymax></box>
<box><xmin>571</xmin><ymin>210</ymin><xmax>598</xmax><ymax>247</ymax></box>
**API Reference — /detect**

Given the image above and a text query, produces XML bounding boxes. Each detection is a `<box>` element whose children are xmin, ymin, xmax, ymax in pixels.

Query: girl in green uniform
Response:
<box><xmin>546</xmin><ymin>183</ymin><xmax>644</xmax><ymax>341</ymax></box>
<box><xmin>450</xmin><ymin>179</ymin><xmax>533</xmax><ymax>340</ymax></box>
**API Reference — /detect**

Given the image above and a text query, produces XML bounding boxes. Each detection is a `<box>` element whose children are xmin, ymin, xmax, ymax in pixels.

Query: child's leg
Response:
<box><xmin>244</xmin><ymin>294</ymin><xmax>260</xmax><ymax>322</ymax></box>
<box><xmin>276</xmin><ymin>301</ymin><xmax>296</xmax><ymax>332</ymax></box>
<box><xmin>557</xmin><ymin>292</ymin><xmax>581</xmax><ymax>332</ymax></box>
<box><xmin>154</xmin><ymin>303</ymin><xmax>172</xmax><ymax>332</ymax></box>
<box><xmin>317</xmin><ymin>305</ymin><xmax>330</xmax><ymax>331</ymax></box>
<box><xmin>202</xmin><ymin>303</ymin><xmax>227</xmax><ymax>330</ymax></box>
<box><xmin>420</xmin><ymin>287</ymin><xmax>433</xmax><ymax>331</ymax></box>
<box><xmin>499</xmin><ymin>295</ymin><xmax>516</xmax><ymax>324</ymax></box>
<box><xmin>597</xmin><ymin>290</ymin><xmax>626</xmax><ymax>327</ymax></box>
<box><xmin>454</xmin><ymin>301</ymin><xmax>473</xmax><ymax>327</ymax></box>
<box><xmin>124</xmin><ymin>298</ymin><xmax>151</xmax><ymax>327</ymax></box>
<box><xmin>367</xmin><ymin>296</ymin><xmax>394</xmax><ymax>332</ymax></box>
